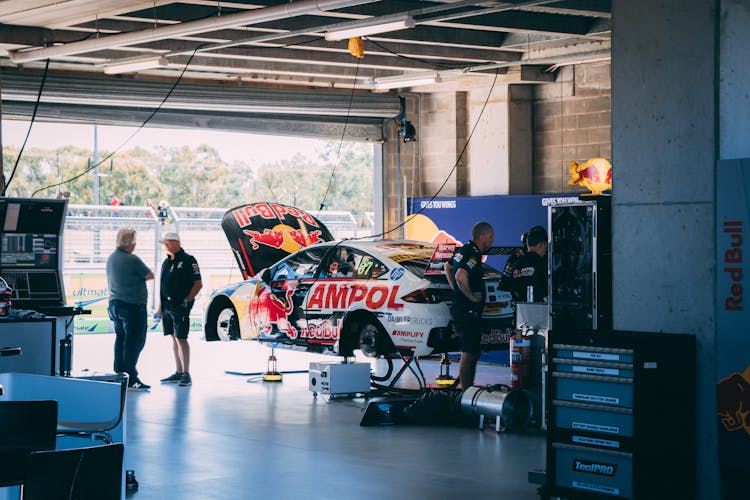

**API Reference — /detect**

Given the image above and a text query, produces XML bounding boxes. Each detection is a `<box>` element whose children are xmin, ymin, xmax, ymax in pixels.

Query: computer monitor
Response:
<box><xmin>0</xmin><ymin>198</ymin><xmax>68</xmax><ymax>309</ymax></box>
<box><xmin>0</xmin><ymin>198</ymin><xmax>66</xmax><ymax>270</ymax></box>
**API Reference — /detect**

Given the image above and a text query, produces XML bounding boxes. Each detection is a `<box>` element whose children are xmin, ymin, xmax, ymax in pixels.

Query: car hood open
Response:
<box><xmin>221</xmin><ymin>202</ymin><xmax>334</xmax><ymax>279</ymax></box>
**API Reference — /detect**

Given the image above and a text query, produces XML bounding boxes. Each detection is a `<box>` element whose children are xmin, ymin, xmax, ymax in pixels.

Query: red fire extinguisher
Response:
<box><xmin>510</xmin><ymin>330</ymin><xmax>531</xmax><ymax>390</ymax></box>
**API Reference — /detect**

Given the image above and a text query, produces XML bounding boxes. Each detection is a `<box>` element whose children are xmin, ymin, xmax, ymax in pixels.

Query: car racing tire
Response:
<box><xmin>358</xmin><ymin>322</ymin><xmax>394</xmax><ymax>358</ymax></box>
<box><xmin>205</xmin><ymin>299</ymin><xmax>240</xmax><ymax>341</ymax></box>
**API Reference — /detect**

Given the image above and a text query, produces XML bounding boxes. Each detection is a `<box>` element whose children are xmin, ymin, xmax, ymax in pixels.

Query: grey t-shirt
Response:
<box><xmin>106</xmin><ymin>248</ymin><xmax>151</xmax><ymax>305</ymax></box>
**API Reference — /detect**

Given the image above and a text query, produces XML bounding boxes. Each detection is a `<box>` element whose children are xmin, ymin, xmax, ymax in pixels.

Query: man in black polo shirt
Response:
<box><xmin>158</xmin><ymin>232</ymin><xmax>202</xmax><ymax>387</ymax></box>
<box><xmin>505</xmin><ymin>226</ymin><xmax>548</xmax><ymax>303</ymax></box>
<box><xmin>444</xmin><ymin>221</ymin><xmax>494</xmax><ymax>388</ymax></box>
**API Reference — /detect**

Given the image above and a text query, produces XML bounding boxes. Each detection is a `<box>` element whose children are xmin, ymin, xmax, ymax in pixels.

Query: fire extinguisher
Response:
<box><xmin>59</xmin><ymin>333</ymin><xmax>72</xmax><ymax>377</ymax></box>
<box><xmin>510</xmin><ymin>329</ymin><xmax>531</xmax><ymax>390</ymax></box>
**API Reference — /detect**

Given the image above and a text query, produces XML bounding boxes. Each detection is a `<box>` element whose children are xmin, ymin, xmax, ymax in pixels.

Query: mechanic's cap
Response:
<box><xmin>160</xmin><ymin>231</ymin><xmax>180</xmax><ymax>242</ymax></box>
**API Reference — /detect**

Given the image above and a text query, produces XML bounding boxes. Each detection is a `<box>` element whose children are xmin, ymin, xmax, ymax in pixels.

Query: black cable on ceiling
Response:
<box><xmin>364</xmin><ymin>37</ymin><xmax>469</xmax><ymax>70</ymax></box>
<box><xmin>315</xmin><ymin>56</ymin><xmax>361</xmax><ymax>216</ymax></box>
<box><xmin>354</xmin><ymin>67</ymin><xmax>500</xmax><ymax>242</ymax></box>
<box><xmin>30</xmin><ymin>46</ymin><xmax>205</xmax><ymax>197</ymax></box>
<box><xmin>3</xmin><ymin>59</ymin><xmax>50</xmax><ymax>196</ymax></box>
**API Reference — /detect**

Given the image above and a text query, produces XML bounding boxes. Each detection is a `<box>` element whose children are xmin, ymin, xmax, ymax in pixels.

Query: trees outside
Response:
<box><xmin>1</xmin><ymin>140</ymin><xmax>373</xmax><ymax>214</ymax></box>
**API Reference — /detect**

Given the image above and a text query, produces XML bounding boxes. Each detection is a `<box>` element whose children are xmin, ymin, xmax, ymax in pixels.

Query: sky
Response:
<box><xmin>1</xmin><ymin>119</ymin><xmax>328</xmax><ymax>166</ymax></box>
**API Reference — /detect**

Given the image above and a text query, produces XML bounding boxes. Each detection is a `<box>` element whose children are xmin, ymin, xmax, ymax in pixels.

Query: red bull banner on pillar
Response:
<box><xmin>717</xmin><ymin>159</ymin><xmax>750</xmax><ymax>498</ymax></box>
<box><xmin>222</xmin><ymin>202</ymin><xmax>334</xmax><ymax>279</ymax></box>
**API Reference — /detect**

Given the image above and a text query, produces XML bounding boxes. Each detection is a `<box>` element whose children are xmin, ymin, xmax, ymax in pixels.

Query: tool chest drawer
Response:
<box><xmin>552</xmin><ymin>443</ymin><xmax>633</xmax><ymax>499</ymax></box>
<box><xmin>553</xmin><ymin>357</ymin><xmax>634</xmax><ymax>378</ymax></box>
<box><xmin>553</xmin><ymin>372</ymin><xmax>633</xmax><ymax>407</ymax></box>
<box><xmin>553</xmin><ymin>400</ymin><xmax>633</xmax><ymax>438</ymax></box>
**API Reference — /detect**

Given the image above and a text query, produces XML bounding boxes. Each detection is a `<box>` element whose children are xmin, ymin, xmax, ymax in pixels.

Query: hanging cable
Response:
<box><xmin>315</xmin><ymin>57</ymin><xmax>361</xmax><ymax>216</ymax></box>
<box><xmin>3</xmin><ymin>59</ymin><xmax>50</xmax><ymax>196</ymax></box>
<box><xmin>31</xmin><ymin>46</ymin><xmax>204</xmax><ymax>197</ymax></box>
<box><xmin>365</xmin><ymin>37</ymin><xmax>469</xmax><ymax>70</ymax></box>
<box><xmin>348</xmin><ymin>68</ymin><xmax>500</xmax><ymax>242</ymax></box>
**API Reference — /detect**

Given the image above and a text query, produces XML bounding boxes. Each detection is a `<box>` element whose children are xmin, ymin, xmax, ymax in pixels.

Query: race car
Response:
<box><xmin>204</xmin><ymin>202</ymin><xmax>514</xmax><ymax>358</ymax></box>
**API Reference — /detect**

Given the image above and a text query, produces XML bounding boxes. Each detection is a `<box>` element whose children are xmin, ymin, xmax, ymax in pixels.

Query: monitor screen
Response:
<box><xmin>0</xmin><ymin>198</ymin><xmax>66</xmax><ymax>271</ymax></box>
<box><xmin>0</xmin><ymin>198</ymin><xmax>66</xmax><ymax>235</ymax></box>
<box><xmin>1</xmin><ymin>233</ymin><xmax>58</xmax><ymax>270</ymax></box>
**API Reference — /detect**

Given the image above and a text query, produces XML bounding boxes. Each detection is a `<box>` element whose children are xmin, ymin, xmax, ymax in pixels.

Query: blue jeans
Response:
<box><xmin>108</xmin><ymin>300</ymin><xmax>148</xmax><ymax>380</ymax></box>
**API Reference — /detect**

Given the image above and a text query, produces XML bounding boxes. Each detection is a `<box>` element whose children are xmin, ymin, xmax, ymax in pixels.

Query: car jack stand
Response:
<box><xmin>435</xmin><ymin>353</ymin><xmax>456</xmax><ymax>386</ymax></box>
<box><xmin>385</xmin><ymin>355</ymin><xmax>422</xmax><ymax>389</ymax></box>
<box><xmin>262</xmin><ymin>348</ymin><xmax>283</xmax><ymax>382</ymax></box>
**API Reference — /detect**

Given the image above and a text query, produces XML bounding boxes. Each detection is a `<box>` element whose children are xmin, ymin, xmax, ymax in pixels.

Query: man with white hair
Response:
<box><xmin>106</xmin><ymin>228</ymin><xmax>154</xmax><ymax>390</ymax></box>
<box><xmin>158</xmin><ymin>232</ymin><xmax>202</xmax><ymax>387</ymax></box>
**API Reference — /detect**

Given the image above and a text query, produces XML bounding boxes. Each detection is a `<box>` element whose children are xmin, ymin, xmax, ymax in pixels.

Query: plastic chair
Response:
<box><xmin>21</xmin><ymin>443</ymin><xmax>124</xmax><ymax>500</ymax></box>
<box><xmin>0</xmin><ymin>400</ymin><xmax>58</xmax><ymax>487</ymax></box>
<box><xmin>56</xmin><ymin>373</ymin><xmax>128</xmax><ymax>444</ymax></box>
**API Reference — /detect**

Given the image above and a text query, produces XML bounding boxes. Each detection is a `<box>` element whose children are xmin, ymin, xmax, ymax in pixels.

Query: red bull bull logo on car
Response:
<box><xmin>243</xmin><ymin>228</ymin><xmax>325</xmax><ymax>250</ymax></box>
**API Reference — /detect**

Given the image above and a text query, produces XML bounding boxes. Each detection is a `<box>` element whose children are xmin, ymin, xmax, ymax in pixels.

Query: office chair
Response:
<box><xmin>56</xmin><ymin>373</ymin><xmax>128</xmax><ymax>444</ymax></box>
<box><xmin>0</xmin><ymin>400</ymin><xmax>58</xmax><ymax>487</ymax></box>
<box><xmin>22</xmin><ymin>443</ymin><xmax>124</xmax><ymax>500</ymax></box>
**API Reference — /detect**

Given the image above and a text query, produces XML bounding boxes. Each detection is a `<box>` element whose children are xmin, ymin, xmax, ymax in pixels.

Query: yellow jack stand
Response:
<box><xmin>435</xmin><ymin>353</ymin><xmax>457</xmax><ymax>386</ymax></box>
<box><xmin>262</xmin><ymin>348</ymin><xmax>283</xmax><ymax>382</ymax></box>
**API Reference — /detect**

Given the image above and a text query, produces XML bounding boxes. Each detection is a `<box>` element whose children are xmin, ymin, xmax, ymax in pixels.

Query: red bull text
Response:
<box><xmin>231</xmin><ymin>203</ymin><xmax>318</xmax><ymax>228</ymax></box>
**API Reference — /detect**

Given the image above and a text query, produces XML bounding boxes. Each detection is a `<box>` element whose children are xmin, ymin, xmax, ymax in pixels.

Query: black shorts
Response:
<box><xmin>452</xmin><ymin>310</ymin><xmax>482</xmax><ymax>355</ymax></box>
<box><xmin>162</xmin><ymin>302</ymin><xmax>192</xmax><ymax>340</ymax></box>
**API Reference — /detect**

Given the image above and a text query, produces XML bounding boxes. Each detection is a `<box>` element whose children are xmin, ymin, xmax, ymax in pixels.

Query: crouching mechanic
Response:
<box><xmin>444</xmin><ymin>221</ymin><xmax>494</xmax><ymax>389</ymax></box>
<box><xmin>158</xmin><ymin>232</ymin><xmax>202</xmax><ymax>386</ymax></box>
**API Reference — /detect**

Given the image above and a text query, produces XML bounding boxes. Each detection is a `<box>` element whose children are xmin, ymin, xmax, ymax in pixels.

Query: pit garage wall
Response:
<box><xmin>612</xmin><ymin>0</ymin><xmax>750</xmax><ymax>497</ymax></box>
<box><xmin>380</xmin><ymin>62</ymin><xmax>613</xmax><ymax>235</ymax></box>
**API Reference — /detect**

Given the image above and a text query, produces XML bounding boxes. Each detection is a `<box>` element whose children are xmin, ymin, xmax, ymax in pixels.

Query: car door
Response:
<box><xmin>252</xmin><ymin>246</ymin><xmax>328</xmax><ymax>344</ymax></box>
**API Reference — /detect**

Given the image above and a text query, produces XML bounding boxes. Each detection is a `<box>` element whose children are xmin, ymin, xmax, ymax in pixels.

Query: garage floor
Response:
<box><xmin>75</xmin><ymin>335</ymin><xmax>546</xmax><ymax>500</ymax></box>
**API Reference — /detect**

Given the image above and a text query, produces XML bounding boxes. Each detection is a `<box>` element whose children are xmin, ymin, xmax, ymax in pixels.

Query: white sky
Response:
<box><xmin>1</xmin><ymin>119</ymin><xmax>327</xmax><ymax>166</ymax></box>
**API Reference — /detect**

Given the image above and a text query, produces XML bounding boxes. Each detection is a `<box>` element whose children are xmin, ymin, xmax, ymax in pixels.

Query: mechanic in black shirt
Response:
<box><xmin>500</xmin><ymin>225</ymin><xmax>545</xmax><ymax>291</ymax></box>
<box><xmin>505</xmin><ymin>226</ymin><xmax>548</xmax><ymax>302</ymax></box>
<box><xmin>158</xmin><ymin>232</ymin><xmax>202</xmax><ymax>387</ymax></box>
<box><xmin>444</xmin><ymin>221</ymin><xmax>494</xmax><ymax>389</ymax></box>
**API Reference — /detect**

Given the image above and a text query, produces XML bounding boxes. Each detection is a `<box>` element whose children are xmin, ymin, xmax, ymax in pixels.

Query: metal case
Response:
<box><xmin>308</xmin><ymin>362</ymin><xmax>371</xmax><ymax>396</ymax></box>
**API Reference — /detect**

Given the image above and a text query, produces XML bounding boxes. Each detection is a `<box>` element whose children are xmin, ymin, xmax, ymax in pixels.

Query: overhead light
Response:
<box><xmin>372</xmin><ymin>72</ymin><xmax>438</xmax><ymax>90</ymax></box>
<box><xmin>103</xmin><ymin>56</ymin><xmax>168</xmax><ymax>75</ymax></box>
<box><xmin>325</xmin><ymin>15</ymin><xmax>415</xmax><ymax>41</ymax></box>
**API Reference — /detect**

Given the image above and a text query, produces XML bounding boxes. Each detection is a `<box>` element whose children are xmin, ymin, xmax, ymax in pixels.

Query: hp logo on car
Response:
<box><xmin>390</xmin><ymin>268</ymin><xmax>405</xmax><ymax>281</ymax></box>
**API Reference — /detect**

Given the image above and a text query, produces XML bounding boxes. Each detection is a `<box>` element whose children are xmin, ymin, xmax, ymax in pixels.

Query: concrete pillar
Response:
<box><xmin>612</xmin><ymin>0</ymin><xmax>717</xmax><ymax>497</ymax></box>
<box><xmin>467</xmin><ymin>84</ymin><xmax>533</xmax><ymax>195</ymax></box>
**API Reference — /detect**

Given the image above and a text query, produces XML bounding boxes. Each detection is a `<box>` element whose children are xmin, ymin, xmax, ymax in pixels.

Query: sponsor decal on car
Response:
<box><xmin>231</xmin><ymin>202</ymin><xmax>320</xmax><ymax>228</ymax></box>
<box><xmin>385</xmin><ymin>315</ymin><xmax>433</xmax><ymax>325</ymax></box>
<box><xmin>297</xmin><ymin>319</ymin><xmax>341</xmax><ymax>343</ymax></box>
<box><xmin>306</xmin><ymin>283</ymin><xmax>404</xmax><ymax>311</ymax></box>
<box><xmin>390</xmin><ymin>267</ymin><xmax>405</xmax><ymax>281</ymax></box>
<box><xmin>243</xmin><ymin>227</ymin><xmax>325</xmax><ymax>250</ymax></box>
<box><xmin>391</xmin><ymin>330</ymin><xmax>424</xmax><ymax>338</ymax></box>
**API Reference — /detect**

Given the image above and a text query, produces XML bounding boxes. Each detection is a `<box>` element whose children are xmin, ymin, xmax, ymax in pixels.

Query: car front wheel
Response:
<box><xmin>358</xmin><ymin>322</ymin><xmax>394</xmax><ymax>358</ymax></box>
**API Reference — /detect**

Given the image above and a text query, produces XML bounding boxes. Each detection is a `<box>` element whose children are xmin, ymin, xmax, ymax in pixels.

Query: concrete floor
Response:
<box><xmin>74</xmin><ymin>334</ymin><xmax>546</xmax><ymax>500</ymax></box>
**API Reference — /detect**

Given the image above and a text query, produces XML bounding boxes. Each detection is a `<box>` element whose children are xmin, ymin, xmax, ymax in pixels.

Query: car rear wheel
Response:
<box><xmin>358</xmin><ymin>322</ymin><xmax>393</xmax><ymax>358</ymax></box>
